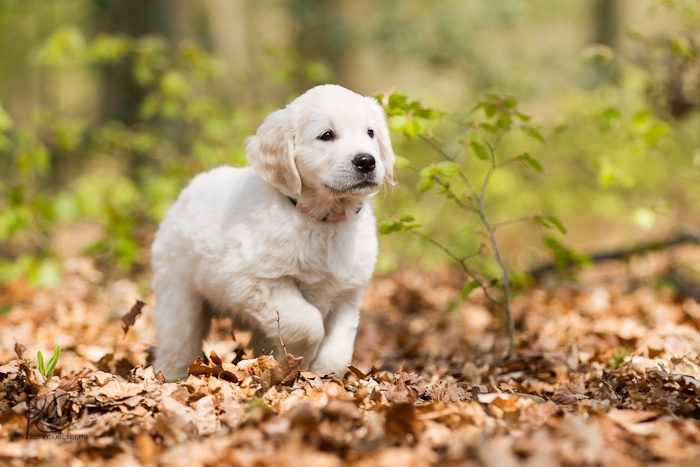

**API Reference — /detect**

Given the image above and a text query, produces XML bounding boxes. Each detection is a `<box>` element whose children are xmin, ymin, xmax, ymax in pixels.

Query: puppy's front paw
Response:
<box><xmin>309</xmin><ymin>357</ymin><xmax>350</xmax><ymax>378</ymax></box>
<box><xmin>154</xmin><ymin>358</ymin><xmax>190</xmax><ymax>382</ymax></box>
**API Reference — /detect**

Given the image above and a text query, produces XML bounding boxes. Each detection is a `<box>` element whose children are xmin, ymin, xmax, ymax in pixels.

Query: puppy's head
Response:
<box><xmin>246</xmin><ymin>85</ymin><xmax>395</xmax><ymax>212</ymax></box>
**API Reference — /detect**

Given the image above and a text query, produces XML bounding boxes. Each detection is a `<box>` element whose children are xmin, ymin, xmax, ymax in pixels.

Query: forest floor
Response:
<box><xmin>1</xmin><ymin>244</ymin><xmax>700</xmax><ymax>466</ymax></box>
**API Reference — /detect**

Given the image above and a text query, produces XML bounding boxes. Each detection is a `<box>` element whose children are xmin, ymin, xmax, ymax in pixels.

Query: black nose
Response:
<box><xmin>353</xmin><ymin>154</ymin><xmax>375</xmax><ymax>173</ymax></box>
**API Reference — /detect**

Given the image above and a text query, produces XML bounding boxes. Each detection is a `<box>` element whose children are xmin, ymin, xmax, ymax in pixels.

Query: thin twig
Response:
<box><xmin>496</xmin><ymin>156</ymin><xmax>521</xmax><ymax>168</ymax></box>
<box><xmin>409</xmin><ymin>229</ymin><xmax>505</xmax><ymax>309</ymax></box>
<box><xmin>419</xmin><ymin>134</ymin><xmax>456</xmax><ymax>161</ymax></box>
<box><xmin>418</xmin><ymin>134</ymin><xmax>480</xmax><ymax>201</ymax></box>
<box><xmin>493</xmin><ymin>216</ymin><xmax>533</xmax><ymax>230</ymax></box>
<box><xmin>276</xmin><ymin>310</ymin><xmax>288</xmax><ymax>355</ymax></box>
<box><xmin>410</xmin><ymin>230</ymin><xmax>473</xmax><ymax>276</ymax></box>
<box><xmin>479</xmin><ymin>137</ymin><xmax>503</xmax><ymax>200</ymax></box>
<box><xmin>461</xmin><ymin>244</ymin><xmax>485</xmax><ymax>262</ymax></box>
<box><xmin>475</xmin><ymin>196</ymin><xmax>515</xmax><ymax>360</ymax></box>
<box><xmin>432</xmin><ymin>177</ymin><xmax>480</xmax><ymax>214</ymax></box>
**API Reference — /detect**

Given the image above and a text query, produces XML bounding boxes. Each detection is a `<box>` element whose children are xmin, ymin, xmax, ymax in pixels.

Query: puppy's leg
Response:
<box><xmin>251</xmin><ymin>280</ymin><xmax>325</xmax><ymax>365</ymax></box>
<box><xmin>152</xmin><ymin>274</ymin><xmax>210</xmax><ymax>381</ymax></box>
<box><xmin>308</xmin><ymin>290</ymin><xmax>362</xmax><ymax>376</ymax></box>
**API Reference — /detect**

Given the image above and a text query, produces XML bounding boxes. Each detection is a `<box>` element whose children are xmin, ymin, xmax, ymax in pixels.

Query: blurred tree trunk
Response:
<box><xmin>290</xmin><ymin>0</ymin><xmax>349</xmax><ymax>90</ymax></box>
<box><xmin>590</xmin><ymin>0</ymin><xmax>619</xmax><ymax>86</ymax></box>
<box><xmin>92</xmin><ymin>0</ymin><xmax>182</xmax><ymax>124</ymax></box>
<box><xmin>205</xmin><ymin>0</ymin><xmax>252</xmax><ymax>104</ymax></box>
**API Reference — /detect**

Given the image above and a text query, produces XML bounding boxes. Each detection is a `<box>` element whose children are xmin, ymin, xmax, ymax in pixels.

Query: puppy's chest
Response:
<box><xmin>259</xmin><ymin>223</ymin><xmax>363</xmax><ymax>283</ymax></box>
<box><xmin>297</xmin><ymin>238</ymin><xmax>358</xmax><ymax>284</ymax></box>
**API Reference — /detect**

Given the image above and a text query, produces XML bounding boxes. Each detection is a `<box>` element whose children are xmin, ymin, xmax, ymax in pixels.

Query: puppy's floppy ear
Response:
<box><xmin>246</xmin><ymin>108</ymin><xmax>302</xmax><ymax>196</ymax></box>
<box><xmin>367</xmin><ymin>97</ymin><xmax>396</xmax><ymax>185</ymax></box>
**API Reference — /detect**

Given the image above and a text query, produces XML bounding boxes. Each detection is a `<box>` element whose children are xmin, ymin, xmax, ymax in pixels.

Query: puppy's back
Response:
<box><xmin>151</xmin><ymin>166</ymin><xmax>265</xmax><ymax>266</ymax></box>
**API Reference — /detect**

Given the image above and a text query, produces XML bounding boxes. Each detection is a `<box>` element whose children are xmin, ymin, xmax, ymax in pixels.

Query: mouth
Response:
<box><xmin>325</xmin><ymin>179</ymin><xmax>380</xmax><ymax>195</ymax></box>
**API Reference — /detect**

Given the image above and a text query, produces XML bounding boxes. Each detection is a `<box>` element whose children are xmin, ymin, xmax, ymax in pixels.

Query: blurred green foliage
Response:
<box><xmin>0</xmin><ymin>28</ymin><xmax>252</xmax><ymax>285</ymax></box>
<box><xmin>373</xmin><ymin>0</ymin><xmax>700</xmax><ymax>276</ymax></box>
<box><xmin>0</xmin><ymin>0</ymin><xmax>699</xmax><ymax>289</ymax></box>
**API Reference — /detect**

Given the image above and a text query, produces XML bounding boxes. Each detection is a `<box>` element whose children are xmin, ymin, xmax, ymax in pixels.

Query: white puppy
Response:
<box><xmin>151</xmin><ymin>85</ymin><xmax>395</xmax><ymax>381</ymax></box>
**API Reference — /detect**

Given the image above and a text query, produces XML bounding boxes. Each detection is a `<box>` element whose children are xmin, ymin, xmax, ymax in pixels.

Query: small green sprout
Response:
<box><xmin>37</xmin><ymin>345</ymin><xmax>60</xmax><ymax>377</ymax></box>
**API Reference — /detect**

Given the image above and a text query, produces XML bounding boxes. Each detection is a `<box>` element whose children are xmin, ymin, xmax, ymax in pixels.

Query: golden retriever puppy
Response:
<box><xmin>151</xmin><ymin>85</ymin><xmax>395</xmax><ymax>381</ymax></box>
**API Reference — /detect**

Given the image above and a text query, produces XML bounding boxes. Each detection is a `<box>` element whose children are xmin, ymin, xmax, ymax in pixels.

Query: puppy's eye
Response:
<box><xmin>318</xmin><ymin>131</ymin><xmax>334</xmax><ymax>141</ymax></box>
<box><xmin>367</xmin><ymin>129</ymin><xmax>374</xmax><ymax>138</ymax></box>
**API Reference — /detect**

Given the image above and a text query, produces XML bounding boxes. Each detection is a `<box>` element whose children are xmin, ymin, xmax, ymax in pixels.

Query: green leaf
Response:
<box><xmin>436</xmin><ymin>161</ymin><xmax>461</xmax><ymax>176</ymax></box>
<box><xmin>388</xmin><ymin>115</ymin><xmax>409</xmax><ymax>133</ymax></box>
<box><xmin>534</xmin><ymin>215</ymin><xmax>552</xmax><ymax>229</ymax></box>
<box><xmin>414</xmin><ymin>107</ymin><xmax>441</xmax><ymax>120</ymax></box>
<box><xmin>86</xmin><ymin>35</ymin><xmax>133</xmax><ymax>64</ymax></box>
<box><xmin>534</xmin><ymin>214</ymin><xmax>567</xmax><ymax>234</ymax></box>
<box><xmin>600</xmin><ymin>107</ymin><xmax>621</xmax><ymax>129</ymax></box>
<box><xmin>394</xmin><ymin>155</ymin><xmax>410</xmax><ymax>168</ymax></box>
<box><xmin>419</xmin><ymin>175</ymin><xmax>434</xmax><ymax>192</ymax></box>
<box><xmin>160</xmin><ymin>70</ymin><xmax>190</xmax><ymax>98</ymax></box>
<box><xmin>514</xmin><ymin>111</ymin><xmax>531</xmax><ymax>122</ymax></box>
<box><xmin>670</xmin><ymin>34</ymin><xmax>696</xmax><ymax>57</ymax></box>
<box><xmin>518</xmin><ymin>152</ymin><xmax>545</xmax><ymax>172</ymax></box>
<box><xmin>545</xmin><ymin>215</ymin><xmax>567</xmax><ymax>234</ymax></box>
<box><xmin>479</xmin><ymin>123</ymin><xmax>498</xmax><ymax>134</ymax></box>
<box><xmin>29</xmin><ymin>259</ymin><xmax>62</xmax><ymax>290</ymax></box>
<box><xmin>483</xmin><ymin>102</ymin><xmax>499</xmax><ymax>117</ymax></box>
<box><xmin>37</xmin><ymin>350</ymin><xmax>45</xmax><ymax>376</ymax></box>
<box><xmin>523</xmin><ymin>126</ymin><xmax>545</xmax><ymax>144</ymax></box>
<box><xmin>387</xmin><ymin>90</ymin><xmax>409</xmax><ymax>112</ymax></box>
<box><xmin>46</xmin><ymin>345</ymin><xmax>60</xmax><ymax>376</ymax></box>
<box><xmin>379</xmin><ymin>219</ymin><xmax>398</xmax><ymax>235</ymax></box>
<box><xmin>544</xmin><ymin>236</ymin><xmax>592</xmax><ymax>272</ymax></box>
<box><xmin>419</xmin><ymin>167</ymin><xmax>436</xmax><ymax>192</ymax></box>
<box><xmin>503</xmin><ymin>96</ymin><xmax>517</xmax><ymax>109</ymax></box>
<box><xmin>461</xmin><ymin>280</ymin><xmax>481</xmax><ymax>301</ymax></box>
<box><xmin>632</xmin><ymin>208</ymin><xmax>656</xmax><ymax>231</ymax></box>
<box><xmin>496</xmin><ymin>112</ymin><xmax>511</xmax><ymax>130</ymax></box>
<box><xmin>399</xmin><ymin>215</ymin><xmax>415</xmax><ymax>223</ymax></box>
<box><xmin>633</xmin><ymin>109</ymin><xmax>649</xmax><ymax>127</ymax></box>
<box><xmin>470</xmin><ymin>141</ymin><xmax>489</xmax><ymax>161</ymax></box>
<box><xmin>579</xmin><ymin>44</ymin><xmax>615</xmax><ymax>65</ymax></box>
<box><xmin>644</xmin><ymin>122</ymin><xmax>668</xmax><ymax>146</ymax></box>
<box><xmin>407</xmin><ymin>117</ymin><xmax>428</xmax><ymax>139</ymax></box>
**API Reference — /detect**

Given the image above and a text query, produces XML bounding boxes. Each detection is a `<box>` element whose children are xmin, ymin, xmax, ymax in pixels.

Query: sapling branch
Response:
<box><xmin>492</xmin><ymin>216</ymin><xmax>534</xmax><ymax>230</ymax></box>
<box><xmin>380</xmin><ymin>90</ymin><xmax>552</xmax><ymax>362</ymax></box>
<box><xmin>408</xmin><ymin>229</ymin><xmax>506</xmax><ymax>316</ymax></box>
<box><xmin>276</xmin><ymin>310</ymin><xmax>288</xmax><ymax>356</ymax></box>
<box><xmin>431</xmin><ymin>177</ymin><xmax>480</xmax><ymax>214</ymax></box>
<box><xmin>419</xmin><ymin>130</ymin><xmax>516</xmax><ymax>359</ymax></box>
<box><xmin>418</xmin><ymin>134</ymin><xmax>456</xmax><ymax>162</ymax></box>
<box><xmin>497</xmin><ymin>157</ymin><xmax>521</xmax><ymax>168</ymax></box>
<box><xmin>475</xmin><ymin>195</ymin><xmax>515</xmax><ymax>360</ymax></box>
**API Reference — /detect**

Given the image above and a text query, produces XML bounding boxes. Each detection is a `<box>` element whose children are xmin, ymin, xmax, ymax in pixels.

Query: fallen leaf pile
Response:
<box><xmin>1</xmin><ymin>245</ymin><xmax>700</xmax><ymax>466</ymax></box>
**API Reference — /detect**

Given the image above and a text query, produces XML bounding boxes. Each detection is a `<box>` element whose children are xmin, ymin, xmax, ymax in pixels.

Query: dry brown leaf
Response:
<box><xmin>4</xmin><ymin>249</ymin><xmax>700</xmax><ymax>465</ymax></box>
<box><xmin>13</xmin><ymin>338</ymin><xmax>25</xmax><ymax>361</ymax></box>
<box><xmin>384</xmin><ymin>402</ymin><xmax>421</xmax><ymax>442</ymax></box>
<box><xmin>347</xmin><ymin>365</ymin><xmax>379</xmax><ymax>381</ymax></box>
<box><xmin>95</xmin><ymin>381</ymin><xmax>143</xmax><ymax>401</ymax></box>
<box><xmin>121</xmin><ymin>300</ymin><xmax>145</xmax><ymax>334</ymax></box>
<box><xmin>258</xmin><ymin>353</ymin><xmax>303</xmax><ymax>395</ymax></box>
<box><xmin>188</xmin><ymin>357</ymin><xmax>223</xmax><ymax>378</ymax></box>
<box><xmin>209</xmin><ymin>349</ymin><xmax>223</xmax><ymax>366</ymax></box>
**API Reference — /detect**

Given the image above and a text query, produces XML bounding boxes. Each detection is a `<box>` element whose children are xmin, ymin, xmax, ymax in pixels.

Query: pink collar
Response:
<box><xmin>288</xmin><ymin>197</ymin><xmax>362</xmax><ymax>222</ymax></box>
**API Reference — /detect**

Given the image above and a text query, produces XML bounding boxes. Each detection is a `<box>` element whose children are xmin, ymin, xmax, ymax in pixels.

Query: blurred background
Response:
<box><xmin>0</xmin><ymin>0</ymin><xmax>699</xmax><ymax>290</ymax></box>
